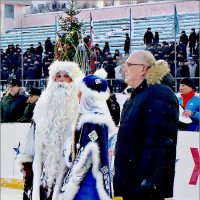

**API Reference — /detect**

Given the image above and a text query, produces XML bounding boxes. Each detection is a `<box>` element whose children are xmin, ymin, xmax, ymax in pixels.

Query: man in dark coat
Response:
<box><xmin>113</xmin><ymin>51</ymin><xmax>179</xmax><ymax>200</ymax></box>
<box><xmin>106</xmin><ymin>84</ymin><xmax>120</xmax><ymax>126</ymax></box>
<box><xmin>144</xmin><ymin>27</ymin><xmax>154</xmax><ymax>50</ymax></box>
<box><xmin>179</xmin><ymin>30</ymin><xmax>189</xmax><ymax>47</ymax></box>
<box><xmin>1</xmin><ymin>78</ymin><xmax>27</xmax><ymax>122</ymax></box>
<box><xmin>124</xmin><ymin>33</ymin><xmax>130</xmax><ymax>55</ymax></box>
<box><xmin>188</xmin><ymin>28</ymin><xmax>197</xmax><ymax>56</ymax></box>
<box><xmin>17</xmin><ymin>88</ymin><xmax>41</xmax><ymax>123</ymax></box>
<box><xmin>35</xmin><ymin>42</ymin><xmax>43</xmax><ymax>56</ymax></box>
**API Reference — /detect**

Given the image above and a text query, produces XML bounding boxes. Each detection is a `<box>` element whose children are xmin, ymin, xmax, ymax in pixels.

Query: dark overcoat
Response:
<box><xmin>114</xmin><ymin>74</ymin><xmax>179</xmax><ymax>200</ymax></box>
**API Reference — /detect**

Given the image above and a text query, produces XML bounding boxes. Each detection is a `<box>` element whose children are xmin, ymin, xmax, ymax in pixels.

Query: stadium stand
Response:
<box><xmin>0</xmin><ymin>12</ymin><xmax>199</xmax><ymax>54</ymax></box>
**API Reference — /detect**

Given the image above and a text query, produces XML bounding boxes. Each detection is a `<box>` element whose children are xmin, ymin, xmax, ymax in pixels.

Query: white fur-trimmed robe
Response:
<box><xmin>32</xmin><ymin>82</ymin><xmax>79</xmax><ymax>200</ymax></box>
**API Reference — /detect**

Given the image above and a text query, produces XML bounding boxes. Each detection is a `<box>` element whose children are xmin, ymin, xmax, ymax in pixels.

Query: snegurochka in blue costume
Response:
<box><xmin>59</xmin><ymin>69</ymin><xmax>116</xmax><ymax>200</ymax></box>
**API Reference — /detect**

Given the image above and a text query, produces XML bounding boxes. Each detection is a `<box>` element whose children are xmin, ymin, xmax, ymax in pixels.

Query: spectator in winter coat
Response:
<box><xmin>113</xmin><ymin>49</ymin><xmax>123</xmax><ymax>67</ymax></box>
<box><xmin>89</xmin><ymin>47</ymin><xmax>97</xmax><ymax>74</ymax></box>
<box><xmin>15</xmin><ymin>44</ymin><xmax>22</xmax><ymax>54</ymax></box>
<box><xmin>17</xmin><ymin>88</ymin><xmax>41</xmax><ymax>123</ymax></box>
<box><xmin>124</xmin><ymin>33</ymin><xmax>130</xmax><ymax>55</ymax></box>
<box><xmin>36</xmin><ymin>42</ymin><xmax>43</xmax><ymax>56</ymax></box>
<box><xmin>1</xmin><ymin>78</ymin><xmax>27</xmax><ymax>122</ymax></box>
<box><xmin>179</xmin><ymin>31</ymin><xmax>189</xmax><ymax>47</ymax></box>
<box><xmin>196</xmin><ymin>30</ymin><xmax>199</xmax><ymax>47</ymax></box>
<box><xmin>188</xmin><ymin>58</ymin><xmax>198</xmax><ymax>78</ymax></box>
<box><xmin>25</xmin><ymin>65</ymin><xmax>37</xmax><ymax>90</ymax></box>
<box><xmin>107</xmin><ymin>85</ymin><xmax>120</xmax><ymax>126</ymax></box>
<box><xmin>29</xmin><ymin>44</ymin><xmax>36</xmax><ymax>55</ymax></box>
<box><xmin>178</xmin><ymin>78</ymin><xmax>199</xmax><ymax>131</ymax></box>
<box><xmin>1</xmin><ymin>67</ymin><xmax>9</xmax><ymax>90</ymax></box>
<box><xmin>143</xmin><ymin>27</ymin><xmax>154</xmax><ymax>50</ymax></box>
<box><xmin>45</xmin><ymin>37</ymin><xmax>53</xmax><ymax>54</ymax></box>
<box><xmin>113</xmin><ymin>51</ymin><xmax>179</xmax><ymax>200</ymax></box>
<box><xmin>153</xmin><ymin>31</ymin><xmax>159</xmax><ymax>49</ymax></box>
<box><xmin>103</xmin><ymin>41</ymin><xmax>111</xmax><ymax>54</ymax></box>
<box><xmin>189</xmin><ymin>28</ymin><xmax>197</xmax><ymax>56</ymax></box>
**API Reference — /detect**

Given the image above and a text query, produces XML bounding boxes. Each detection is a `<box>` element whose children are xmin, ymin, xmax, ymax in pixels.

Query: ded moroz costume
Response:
<box><xmin>18</xmin><ymin>60</ymin><xmax>83</xmax><ymax>200</ymax></box>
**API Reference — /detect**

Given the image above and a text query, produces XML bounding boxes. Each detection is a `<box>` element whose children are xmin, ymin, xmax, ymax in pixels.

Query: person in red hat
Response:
<box><xmin>178</xmin><ymin>78</ymin><xmax>199</xmax><ymax>131</ymax></box>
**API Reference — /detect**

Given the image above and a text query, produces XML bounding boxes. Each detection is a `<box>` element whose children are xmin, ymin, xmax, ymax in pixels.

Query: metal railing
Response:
<box><xmin>1</xmin><ymin>77</ymin><xmax>199</xmax><ymax>94</ymax></box>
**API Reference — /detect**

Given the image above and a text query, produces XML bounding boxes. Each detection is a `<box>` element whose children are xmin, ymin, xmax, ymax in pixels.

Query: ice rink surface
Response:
<box><xmin>1</xmin><ymin>187</ymin><xmax>23</xmax><ymax>200</ymax></box>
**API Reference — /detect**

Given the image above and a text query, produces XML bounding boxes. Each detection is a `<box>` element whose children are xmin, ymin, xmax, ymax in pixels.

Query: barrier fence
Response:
<box><xmin>0</xmin><ymin>123</ymin><xmax>199</xmax><ymax>200</ymax></box>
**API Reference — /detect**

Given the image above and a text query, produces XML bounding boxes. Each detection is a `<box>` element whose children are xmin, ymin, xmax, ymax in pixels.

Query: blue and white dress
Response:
<box><xmin>60</xmin><ymin>112</ymin><xmax>115</xmax><ymax>200</ymax></box>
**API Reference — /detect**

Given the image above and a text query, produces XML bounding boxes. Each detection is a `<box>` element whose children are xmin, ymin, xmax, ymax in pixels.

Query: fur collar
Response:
<box><xmin>146</xmin><ymin>60</ymin><xmax>170</xmax><ymax>85</ymax></box>
<box><xmin>76</xmin><ymin>113</ymin><xmax>116</xmax><ymax>137</ymax></box>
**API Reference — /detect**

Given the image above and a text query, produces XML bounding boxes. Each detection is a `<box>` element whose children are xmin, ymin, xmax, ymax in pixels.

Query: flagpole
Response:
<box><xmin>129</xmin><ymin>8</ymin><xmax>132</xmax><ymax>53</ymax></box>
<box><xmin>90</xmin><ymin>12</ymin><xmax>93</xmax><ymax>46</ymax></box>
<box><xmin>174</xmin><ymin>0</ymin><xmax>178</xmax><ymax>93</ymax></box>
<box><xmin>174</xmin><ymin>19</ymin><xmax>177</xmax><ymax>92</ymax></box>
<box><xmin>55</xmin><ymin>16</ymin><xmax>58</xmax><ymax>41</ymax></box>
<box><xmin>20</xmin><ymin>19</ymin><xmax>24</xmax><ymax>87</ymax></box>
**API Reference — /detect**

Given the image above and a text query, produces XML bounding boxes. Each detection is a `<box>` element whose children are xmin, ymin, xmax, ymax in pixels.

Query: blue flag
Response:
<box><xmin>173</xmin><ymin>4</ymin><xmax>180</xmax><ymax>36</ymax></box>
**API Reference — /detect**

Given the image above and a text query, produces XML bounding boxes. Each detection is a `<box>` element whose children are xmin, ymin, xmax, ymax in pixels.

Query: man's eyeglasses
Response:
<box><xmin>125</xmin><ymin>62</ymin><xmax>145</xmax><ymax>67</ymax></box>
<box><xmin>125</xmin><ymin>63</ymin><xmax>151</xmax><ymax>69</ymax></box>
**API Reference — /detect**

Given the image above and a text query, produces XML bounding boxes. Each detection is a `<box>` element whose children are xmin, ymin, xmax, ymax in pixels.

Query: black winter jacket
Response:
<box><xmin>114</xmin><ymin>75</ymin><xmax>179</xmax><ymax>200</ymax></box>
<box><xmin>1</xmin><ymin>93</ymin><xmax>27</xmax><ymax>122</ymax></box>
<box><xmin>17</xmin><ymin>103</ymin><xmax>36</xmax><ymax>123</ymax></box>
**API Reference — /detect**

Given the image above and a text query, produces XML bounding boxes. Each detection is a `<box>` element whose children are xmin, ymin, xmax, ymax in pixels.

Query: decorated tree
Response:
<box><xmin>55</xmin><ymin>0</ymin><xmax>88</xmax><ymax>71</ymax></box>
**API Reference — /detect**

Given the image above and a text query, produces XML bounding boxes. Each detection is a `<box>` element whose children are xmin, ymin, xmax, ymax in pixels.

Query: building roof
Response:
<box><xmin>1</xmin><ymin>0</ymin><xmax>32</xmax><ymax>6</ymax></box>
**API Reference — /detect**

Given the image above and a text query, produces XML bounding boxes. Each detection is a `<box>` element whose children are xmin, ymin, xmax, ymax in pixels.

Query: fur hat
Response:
<box><xmin>80</xmin><ymin>69</ymin><xmax>109</xmax><ymax>100</ymax></box>
<box><xmin>48</xmin><ymin>60</ymin><xmax>83</xmax><ymax>83</ymax></box>
<box><xmin>28</xmin><ymin>88</ymin><xmax>41</xmax><ymax>96</ymax></box>
<box><xmin>180</xmin><ymin>78</ymin><xmax>194</xmax><ymax>88</ymax></box>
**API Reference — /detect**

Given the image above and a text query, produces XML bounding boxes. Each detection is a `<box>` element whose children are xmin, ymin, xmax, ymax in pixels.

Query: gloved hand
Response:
<box><xmin>139</xmin><ymin>179</ymin><xmax>156</xmax><ymax>197</ymax></box>
<box><xmin>141</xmin><ymin>179</ymin><xmax>156</xmax><ymax>190</ymax></box>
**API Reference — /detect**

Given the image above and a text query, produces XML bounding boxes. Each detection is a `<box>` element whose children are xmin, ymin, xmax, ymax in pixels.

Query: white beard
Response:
<box><xmin>33</xmin><ymin>81</ymin><xmax>79</xmax><ymax>192</ymax></box>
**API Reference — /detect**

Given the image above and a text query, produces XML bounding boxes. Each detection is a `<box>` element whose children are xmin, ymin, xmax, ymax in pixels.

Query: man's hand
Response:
<box><xmin>182</xmin><ymin>110</ymin><xmax>192</xmax><ymax>117</ymax></box>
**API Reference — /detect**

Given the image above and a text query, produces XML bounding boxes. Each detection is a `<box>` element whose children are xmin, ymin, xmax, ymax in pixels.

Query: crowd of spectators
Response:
<box><xmin>1</xmin><ymin>37</ymin><xmax>55</xmax><ymax>91</ymax></box>
<box><xmin>144</xmin><ymin>28</ymin><xmax>199</xmax><ymax>90</ymax></box>
<box><xmin>1</xmin><ymin>29</ymin><xmax>199</xmax><ymax>92</ymax></box>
